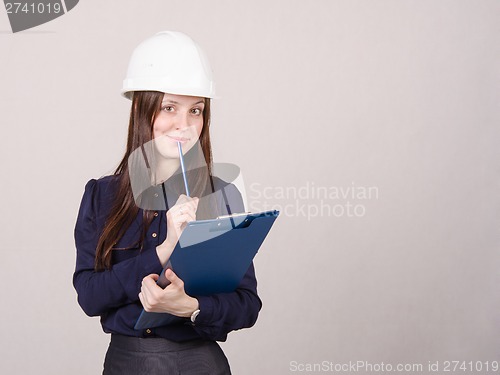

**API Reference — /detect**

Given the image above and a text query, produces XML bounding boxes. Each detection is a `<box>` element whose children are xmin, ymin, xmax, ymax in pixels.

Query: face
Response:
<box><xmin>152</xmin><ymin>93</ymin><xmax>205</xmax><ymax>160</ymax></box>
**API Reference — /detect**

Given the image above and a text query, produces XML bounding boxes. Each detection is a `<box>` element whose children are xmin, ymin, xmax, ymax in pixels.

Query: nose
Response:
<box><xmin>174</xmin><ymin>111</ymin><xmax>191</xmax><ymax>130</ymax></box>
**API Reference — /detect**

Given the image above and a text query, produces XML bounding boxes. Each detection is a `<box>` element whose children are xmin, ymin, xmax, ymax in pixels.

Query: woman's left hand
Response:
<box><xmin>139</xmin><ymin>269</ymin><xmax>199</xmax><ymax>317</ymax></box>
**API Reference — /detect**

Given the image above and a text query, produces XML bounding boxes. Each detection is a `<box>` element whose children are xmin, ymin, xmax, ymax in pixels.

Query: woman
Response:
<box><xmin>73</xmin><ymin>31</ymin><xmax>261</xmax><ymax>375</ymax></box>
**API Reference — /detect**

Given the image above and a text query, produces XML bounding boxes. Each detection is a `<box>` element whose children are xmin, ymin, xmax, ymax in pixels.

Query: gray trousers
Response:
<box><xmin>103</xmin><ymin>334</ymin><xmax>232</xmax><ymax>375</ymax></box>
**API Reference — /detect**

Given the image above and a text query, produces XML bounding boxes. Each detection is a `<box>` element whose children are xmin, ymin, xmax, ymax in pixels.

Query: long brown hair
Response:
<box><xmin>95</xmin><ymin>91</ymin><xmax>213</xmax><ymax>271</ymax></box>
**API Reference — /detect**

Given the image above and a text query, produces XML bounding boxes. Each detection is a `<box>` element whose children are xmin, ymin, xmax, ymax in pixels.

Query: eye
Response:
<box><xmin>161</xmin><ymin>106</ymin><xmax>174</xmax><ymax>112</ymax></box>
<box><xmin>191</xmin><ymin>108</ymin><xmax>202</xmax><ymax>115</ymax></box>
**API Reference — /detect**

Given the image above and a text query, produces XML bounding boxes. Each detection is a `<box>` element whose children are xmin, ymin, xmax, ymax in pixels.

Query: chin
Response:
<box><xmin>155</xmin><ymin>148</ymin><xmax>179</xmax><ymax>160</ymax></box>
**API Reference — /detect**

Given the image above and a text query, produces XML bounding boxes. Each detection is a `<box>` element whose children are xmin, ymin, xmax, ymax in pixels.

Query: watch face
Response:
<box><xmin>191</xmin><ymin>309</ymin><xmax>201</xmax><ymax>323</ymax></box>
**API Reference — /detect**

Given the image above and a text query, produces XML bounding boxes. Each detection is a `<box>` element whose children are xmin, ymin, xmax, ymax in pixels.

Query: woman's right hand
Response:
<box><xmin>156</xmin><ymin>194</ymin><xmax>199</xmax><ymax>266</ymax></box>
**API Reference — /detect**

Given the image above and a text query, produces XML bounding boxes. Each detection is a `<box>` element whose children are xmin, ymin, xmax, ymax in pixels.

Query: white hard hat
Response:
<box><xmin>122</xmin><ymin>31</ymin><xmax>216</xmax><ymax>99</ymax></box>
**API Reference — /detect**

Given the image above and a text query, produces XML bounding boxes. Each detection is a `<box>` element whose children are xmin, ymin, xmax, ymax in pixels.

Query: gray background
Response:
<box><xmin>0</xmin><ymin>1</ymin><xmax>499</xmax><ymax>374</ymax></box>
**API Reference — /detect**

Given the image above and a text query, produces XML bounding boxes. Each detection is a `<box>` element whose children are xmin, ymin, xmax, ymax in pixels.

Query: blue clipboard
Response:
<box><xmin>134</xmin><ymin>209</ymin><xmax>279</xmax><ymax>330</ymax></box>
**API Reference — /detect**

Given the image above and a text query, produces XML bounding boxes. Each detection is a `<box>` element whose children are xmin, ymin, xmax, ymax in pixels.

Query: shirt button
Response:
<box><xmin>152</xmin><ymin>232</ymin><xmax>157</xmax><ymax>238</ymax></box>
<box><xmin>154</xmin><ymin>193</ymin><xmax>159</xmax><ymax>198</ymax></box>
<box><xmin>154</xmin><ymin>212</ymin><xmax>159</xmax><ymax>217</ymax></box>
<box><xmin>146</xmin><ymin>329</ymin><xmax>152</xmax><ymax>334</ymax></box>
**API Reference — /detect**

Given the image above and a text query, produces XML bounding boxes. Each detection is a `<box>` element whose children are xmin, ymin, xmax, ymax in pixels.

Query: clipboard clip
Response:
<box><xmin>216</xmin><ymin>212</ymin><xmax>250</xmax><ymax>220</ymax></box>
<box><xmin>211</xmin><ymin>211</ymin><xmax>274</xmax><ymax>231</ymax></box>
<box><xmin>211</xmin><ymin>212</ymin><xmax>250</xmax><ymax>231</ymax></box>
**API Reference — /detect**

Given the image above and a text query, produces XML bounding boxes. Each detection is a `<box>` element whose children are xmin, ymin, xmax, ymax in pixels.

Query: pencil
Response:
<box><xmin>177</xmin><ymin>141</ymin><xmax>190</xmax><ymax>197</ymax></box>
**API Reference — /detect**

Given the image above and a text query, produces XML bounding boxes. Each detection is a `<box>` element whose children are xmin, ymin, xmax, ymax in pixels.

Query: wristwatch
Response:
<box><xmin>190</xmin><ymin>309</ymin><xmax>200</xmax><ymax>323</ymax></box>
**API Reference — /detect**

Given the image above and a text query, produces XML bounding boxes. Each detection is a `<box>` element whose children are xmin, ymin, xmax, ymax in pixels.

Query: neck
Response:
<box><xmin>154</xmin><ymin>157</ymin><xmax>180</xmax><ymax>185</ymax></box>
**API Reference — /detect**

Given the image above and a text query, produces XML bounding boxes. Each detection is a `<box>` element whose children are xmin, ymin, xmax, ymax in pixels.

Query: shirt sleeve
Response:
<box><xmin>191</xmin><ymin>182</ymin><xmax>263</xmax><ymax>341</ymax></box>
<box><xmin>193</xmin><ymin>263</ymin><xmax>262</xmax><ymax>341</ymax></box>
<box><xmin>73</xmin><ymin>179</ymin><xmax>163</xmax><ymax>317</ymax></box>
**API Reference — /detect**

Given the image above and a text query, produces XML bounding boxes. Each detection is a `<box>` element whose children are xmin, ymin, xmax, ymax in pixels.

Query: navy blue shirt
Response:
<box><xmin>73</xmin><ymin>175</ymin><xmax>262</xmax><ymax>342</ymax></box>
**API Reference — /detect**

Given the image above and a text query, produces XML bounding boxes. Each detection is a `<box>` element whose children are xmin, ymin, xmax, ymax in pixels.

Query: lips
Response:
<box><xmin>166</xmin><ymin>135</ymin><xmax>190</xmax><ymax>143</ymax></box>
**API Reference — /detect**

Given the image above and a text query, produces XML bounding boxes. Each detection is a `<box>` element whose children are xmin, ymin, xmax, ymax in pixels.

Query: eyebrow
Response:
<box><xmin>162</xmin><ymin>99</ymin><xmax>205</xmax><ymax>105</ymax></box>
